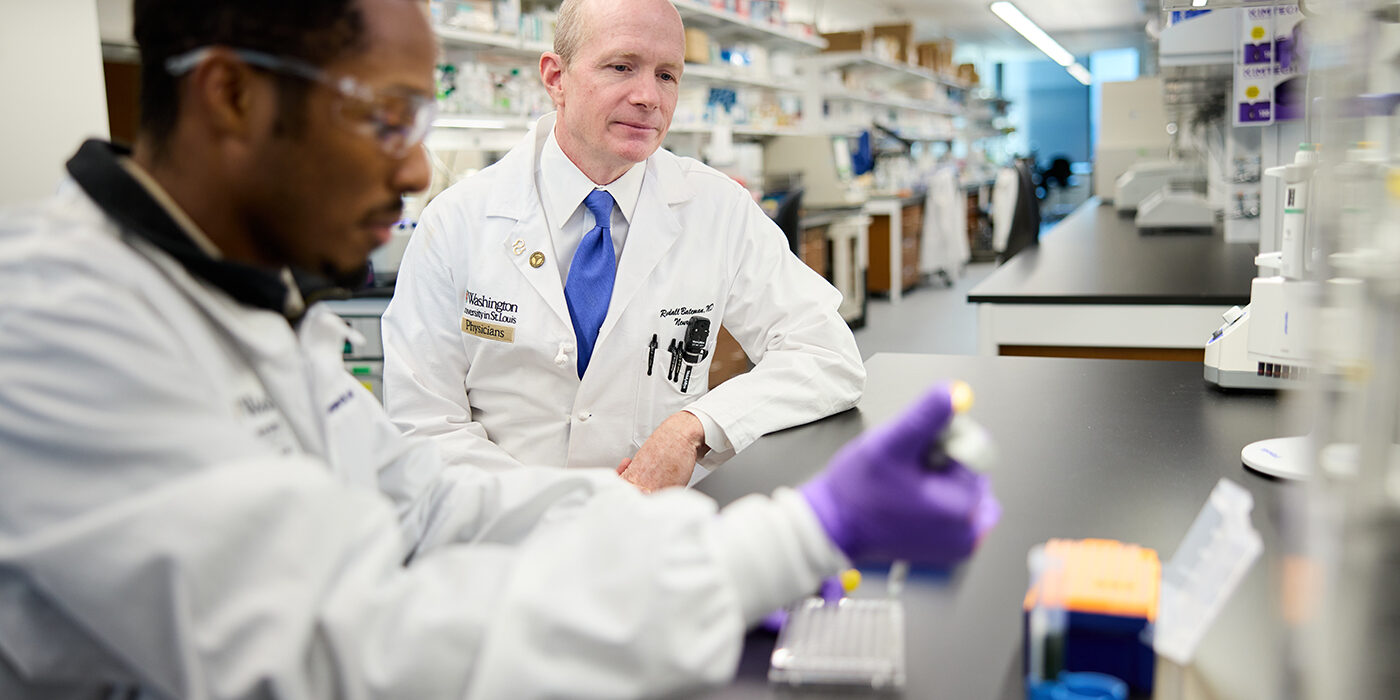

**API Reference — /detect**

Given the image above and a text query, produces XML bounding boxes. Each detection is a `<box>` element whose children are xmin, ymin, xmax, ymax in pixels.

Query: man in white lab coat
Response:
<box><xmin>0</xmin><ymin>0</ymin><xmax>997</xmax><ymax>698</ymax></box>
<box><xmin>382</xmin><ymin>0</ymin><xmax>866</xmax><ymax>492</ymax></box>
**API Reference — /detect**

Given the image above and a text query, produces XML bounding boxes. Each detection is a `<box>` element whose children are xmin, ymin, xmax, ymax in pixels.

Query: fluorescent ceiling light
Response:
<box><xmin>990</xmin><ymin>1</ymin><xmax>1074</xmax><ymax>67</ymax></box>
<box><xmin>990</xmin><ymin>2</ymin><xmax>1090</xmax><ymax>85</ymax></box>
<box><xmin>1067</xmin><ymin>62</ymin><xmax>1092</xmax><ymax>85</ymax></box>
<box><xmin>1192</xmin><ymin>0</ymin><xmax>1208</xmax><ymax>6</ymax></box>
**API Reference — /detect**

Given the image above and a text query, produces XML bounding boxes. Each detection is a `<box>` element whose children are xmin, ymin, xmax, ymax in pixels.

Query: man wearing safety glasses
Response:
<box><xmin>0</xmin><ymin>0</ymin><xmax>997</xmax><ymax>697</ymax></box>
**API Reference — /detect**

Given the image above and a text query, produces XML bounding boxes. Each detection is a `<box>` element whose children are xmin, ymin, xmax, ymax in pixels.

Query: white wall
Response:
<box><xmin>0</xmin><ymin>0</ymin><xmax>110</xmax><ymax>206</ymax></box>
<box><xmin>96</xmin><ymin>0</ymin><xmax>135</xmax><ymax>44</ymax></box>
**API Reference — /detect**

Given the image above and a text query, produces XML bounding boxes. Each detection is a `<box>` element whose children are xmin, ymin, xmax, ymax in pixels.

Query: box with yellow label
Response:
<box><xmin>1023</xmin><ymin>538</ymin><xmax>1159</xmax><ymax>694</ymax></box>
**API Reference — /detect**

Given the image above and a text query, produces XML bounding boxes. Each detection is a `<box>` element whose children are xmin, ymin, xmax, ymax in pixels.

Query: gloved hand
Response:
<box><xmin>800</xmin><ymin>381</ymin><xmax>1001</xmax><ymax>567</ymax></box>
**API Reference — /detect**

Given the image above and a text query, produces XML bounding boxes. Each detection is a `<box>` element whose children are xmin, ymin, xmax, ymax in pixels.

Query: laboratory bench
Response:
<box><xmin>696</xmin><ymin>353</ymin><xmax>1298</xmax><ymax>699</ymax></box>
<box><xmin>968</xmin><ymin>199</ymin><xmax>1258</xmax><ymax>362</ymax></box>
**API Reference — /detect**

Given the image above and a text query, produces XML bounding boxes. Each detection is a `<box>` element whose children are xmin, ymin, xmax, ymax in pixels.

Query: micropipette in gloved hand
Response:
<box><xmin>929</xmin><ymin>381</ymin><xmax>996</xmax><ymax>474</ymax></box>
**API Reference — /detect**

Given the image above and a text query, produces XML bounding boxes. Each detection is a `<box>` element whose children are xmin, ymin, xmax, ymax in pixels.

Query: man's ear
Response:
<box><xmin>185</xmin><ymin>49</ymin><xmax>273</xmax><ymax>144</ymax></box>
<box><xmin>540</xmin><ymin>51</ymin><xmax>566</xmax><ymax>108</ymax></box>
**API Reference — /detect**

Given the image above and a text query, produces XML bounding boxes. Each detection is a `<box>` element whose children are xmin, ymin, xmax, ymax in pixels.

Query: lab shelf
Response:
<box><xmin>804</xmin><ymin>51</ymin><xmax>971</xmax><ymax>90</ymax></box>
<box><xmin>431</xmin><ymin>114</ymin><xmax>804</xmax><ymax>140</ymax></box>
<box><xmin>433</xmin><ymin>114</ymin><xmax>534</xmax><ymax>130</ymax></box>
<box><xmin>670</xmin><ymin>1</ymin><xmax>826</xmax><ymax>51</ymax></box>
<box><xmin>822</xmin><ymin>88</ymin><xmax>963</xmax><ymax>117</ymax></box>
<box><xmin>434</xmin><ymin>26</ymin><xmax>550</xmax><ymax>58</ymax></box>
<box><xmin>1158</xmin><ymin>8</ymin><xmax>1236</xmax><ymax>67</ymax></box>
<box><xmin>667</xmin><ymin>122</ymin><xmax>803</xmax><ymax>137</ymax></box>
<box><xmin>682</xmin><ymin>62</ymin><xmax>799</xmax><ymax>92</ymax></box>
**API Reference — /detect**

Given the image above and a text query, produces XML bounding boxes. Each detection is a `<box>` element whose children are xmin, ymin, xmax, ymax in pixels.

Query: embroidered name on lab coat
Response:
<box><xmin>660</xmin><ymin>303</ymin><xmax>714</xmax><ymax>325</ymax></box>
<box><xmin>234</xmin><ymin>390</ymin><xmax>297</xmax><ymax>455</ymax></box>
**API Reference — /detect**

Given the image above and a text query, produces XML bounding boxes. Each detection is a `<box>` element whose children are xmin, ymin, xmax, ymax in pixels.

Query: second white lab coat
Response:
<box><xmin>0</xmin><ymin>142</ymin><xmax>848</xmax><ymax>699</ymax></box>
<box><xmin>383</xmin><ymin>114</ymin><xmax>865</xmax><ymax>473</ymax></box>
<box><xmin>920</xmin><ymin>166</ymin><xmax>970</xmax><ymax>280</ymax></box>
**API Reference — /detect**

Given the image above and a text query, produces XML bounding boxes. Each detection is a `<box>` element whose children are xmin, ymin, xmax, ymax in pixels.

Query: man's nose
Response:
<box><xmin>629</xmin><ymin>74</ymin><xmax>661</xmax><ymax>110</ymax></box>
<box><xmin>394</xmin><ymin>143</ymin><xmax>432</xmax><ymax>195</ymax></box>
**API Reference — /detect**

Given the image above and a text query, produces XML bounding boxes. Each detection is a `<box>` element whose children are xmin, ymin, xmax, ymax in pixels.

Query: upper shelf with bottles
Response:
<box><xmin>801</xmin><ymin>51</ymin><xmax>972</xmax><ymax>92</ymax></box>
<box><xmin>670</xmin><ymin>0</ymin><xmax>825</xmax><ymax>51</ymax></box>
<box><xmin>433</xmin><ymin>1</ymin><xmax>825</xmax><ymax>55</ymax></box>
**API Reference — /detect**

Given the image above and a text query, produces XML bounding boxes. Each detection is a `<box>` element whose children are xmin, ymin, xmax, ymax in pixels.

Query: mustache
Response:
<box><xmin>365</xmin><ymin>200</ymin><xmax>405</xmax><ymax>225</ymax></box>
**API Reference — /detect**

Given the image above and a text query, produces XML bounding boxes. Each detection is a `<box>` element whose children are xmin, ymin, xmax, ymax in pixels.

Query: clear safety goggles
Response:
<box><xmin>166</xmin><ymin>47</ymin><xmax>438</xmax><ymax>158</ymax></box>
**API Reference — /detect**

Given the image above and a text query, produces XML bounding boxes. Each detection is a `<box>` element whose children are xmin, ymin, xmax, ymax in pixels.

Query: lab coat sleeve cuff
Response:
<box><xmin>683</xmin><ymin>407</ymin><xmax>733</xmax><ymax>456</ymax></box>
<box><xmin>710</xmin><ymin>487</ymin><xmax>849</xmax><ymax>626</ymax></box>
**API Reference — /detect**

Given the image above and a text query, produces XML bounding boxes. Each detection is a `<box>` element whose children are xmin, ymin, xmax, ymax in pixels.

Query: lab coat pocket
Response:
<box><xmin>632</xmin><ymin>316</ymin><xmax>714</xmax><ymax>447</ymax></box>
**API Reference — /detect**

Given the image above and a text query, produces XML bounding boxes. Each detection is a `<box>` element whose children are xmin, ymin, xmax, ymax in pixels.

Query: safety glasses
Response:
<box><xmin>166</xmin><ymin>47</ymin><xmax>438</xmax><ymax>158</ymax></box>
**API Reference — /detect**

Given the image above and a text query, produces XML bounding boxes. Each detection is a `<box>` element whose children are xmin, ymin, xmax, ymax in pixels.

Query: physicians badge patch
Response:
<box><xmin>462</xmin><ymin>318</ymin><xmax>515</xmax><ymax>342</ymax></box>
<box><xmin>462</xmin><ymin>288</ymin><xmax>519</xmax><ymax>343</ymax></box>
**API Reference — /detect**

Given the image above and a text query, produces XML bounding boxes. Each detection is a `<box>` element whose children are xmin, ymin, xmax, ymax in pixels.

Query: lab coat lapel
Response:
<box><xmin>595</xmin><ymin>155</ymin><xmax>689</xmax><ymax>346</ymax></box>
<box><xmin>488</xmin><ymin>115</ymin><xmax>572</xmax><ymax>330</ymax></box>
<box><xmin>501</xmin><ymin>206</ymin><xmax>571</xmax><ymax>329</ymax></box>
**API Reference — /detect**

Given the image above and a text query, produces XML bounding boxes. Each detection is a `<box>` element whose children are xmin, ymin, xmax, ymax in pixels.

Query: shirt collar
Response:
<box><xmin>65</xmin><ymin>140</ymin><xmax>309</xmax><ymax>320</ymax></box>
<box><xmin>539</xmin><ymin>127</ymin><xmax>646</xmax><ymax>229</ymax></box>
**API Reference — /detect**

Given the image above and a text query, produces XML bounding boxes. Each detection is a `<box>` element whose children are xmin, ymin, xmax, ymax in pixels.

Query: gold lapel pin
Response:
<box><xmin>512</xmin><ymin>239</ymin><xmax>526</xmax><ymax>255</ymax></box>
<box><xmin>529</xmin><ymin>251</ymin><xmax>546</xmax><ymax>268</ymax></box>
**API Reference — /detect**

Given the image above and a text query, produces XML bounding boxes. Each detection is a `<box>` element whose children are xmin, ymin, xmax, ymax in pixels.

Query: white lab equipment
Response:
<box><xmin>764</xmin><ymin>134</ymin><xmax>868</xmax><ymax>208</ymax></box>
<box><xmin>1113</xmin><ymin>160</ymin><xmax>1204</xmax><ymax>213</ymax></box>
<box><xmin>1262</xmin><ymin>143</ymin><xmax>1319</xmax><ymax>280</ymax></box>
<box><xmin>769</xmin><ymin>563</ymin><xmax>909</xmax><ymax>690</ymax></box>
<box><xmin>1133</xmin><ymin>183</ymin><xmax>1216</xmax><ymax>231</ymax></box>
<box><xmin>1154</xmin><ymin>479</ymin><xmax>1263</xmax><ymax>665</ymax></box>
<box><xmin>1205</xmin><ymin>143</ymin><xmax>1321</xmax><ymax>395</ymax></box>
<box><xmin>768</xmin><ymin>597</ymin><xmax>906</xmax><ymax>689</ymax></box>
<box><xmin>367</xmin><ymin>218</ymin><xmax>415</xmax><ymax>286</ymax></box>
<box><xmin>325</xmin><ymin>297</ymin><xmax>391</xmax><ymax>402</ymax></box>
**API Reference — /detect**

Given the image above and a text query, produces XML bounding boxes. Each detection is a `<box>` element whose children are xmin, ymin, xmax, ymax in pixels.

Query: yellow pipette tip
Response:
<box><xmin>950</xmin><ymin>381</ymin><xmax>974</xmax><ymax>414</ymax></box>
<box><xmin>840</xmin><ymin>568</ymin><xmax>862</xmax><ymax>593</ymax></box>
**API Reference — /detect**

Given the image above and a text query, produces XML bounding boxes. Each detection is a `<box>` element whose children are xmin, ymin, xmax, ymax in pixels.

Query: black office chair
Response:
<box><xmin>769</xmin><ymin>187</ymin><xmax>805</xmax><ymax>256</ymax></box>
<box><xmin>1043</xmin><ymin>156</ymin><xmax>1074</xmax><ymax>191</ymax></box>
<box><xmin>1002</xmin><ymin>158</ymin><xmax>1041</xmax><ymax>262</ymax></box>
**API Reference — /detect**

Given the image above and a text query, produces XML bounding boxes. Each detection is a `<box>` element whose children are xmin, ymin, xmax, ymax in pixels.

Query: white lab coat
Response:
<box><xmin>0</xmin><ymin>145</ymin><xmax>847</xmax><ymax>699</ymax></box>
<box><xmin>383</xmin><ymin>114</ymin><xmax>864</xmax><ymax>474</ymax></box>
<box><xmin>919</xmin><ymin>166</ymin><xmax>970</xmax><ymax>280</ymax></box>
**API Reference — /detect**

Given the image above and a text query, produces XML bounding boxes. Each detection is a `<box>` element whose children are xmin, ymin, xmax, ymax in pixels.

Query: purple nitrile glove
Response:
<box><xmin>800</xmin><ymin>382</ymin><xmax>1001</xmax><ymax>567</ymax></box>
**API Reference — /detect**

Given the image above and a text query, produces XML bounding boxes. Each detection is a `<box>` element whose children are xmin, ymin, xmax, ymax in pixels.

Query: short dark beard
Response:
<box><xmin>326</xmin><ymin>259</ymin><xmax>372</xmax><ymax>291</ymax></box>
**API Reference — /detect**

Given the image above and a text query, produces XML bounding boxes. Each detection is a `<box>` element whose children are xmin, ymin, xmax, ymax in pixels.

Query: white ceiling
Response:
<box><xmin>96</xmin><ymin>0</ymin><xmax>1157</xmax><ymax>64</ymax></box>
<box><xmin>786</xmin><ymin>0</ymin><xmax>1154</xmax><ymax>59</ymax></box>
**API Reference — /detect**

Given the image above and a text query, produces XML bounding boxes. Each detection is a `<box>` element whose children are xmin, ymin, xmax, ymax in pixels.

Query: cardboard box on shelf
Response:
<box><xmin>820</xmin><ymin>29</ymin><xmax>869</xmax><ymax>54</ymax></box>
<box><xmin>956</xmin><ymin>62</ymin><xmax>979</xmax><ymax>85</ymax></box>
<box><xmin>916</xmin><ymin>39</ymin><xmax>956</xmax><ymax>75</ymax></box>
<box><xmin>872</xmin><ymin>22</ymin><xmax>914</xmax><ymax>63</ymax></box>
<box><xmin>684</xmin><ymin>27</ymin><xmax>712</xmax><ymax>64</ymax></box>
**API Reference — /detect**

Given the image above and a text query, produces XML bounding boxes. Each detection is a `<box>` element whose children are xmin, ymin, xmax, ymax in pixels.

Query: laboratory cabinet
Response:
<box><xmin>866</xmin><ymin>197</ymin><xmax>924</xmax><ymax>296</ymax></box>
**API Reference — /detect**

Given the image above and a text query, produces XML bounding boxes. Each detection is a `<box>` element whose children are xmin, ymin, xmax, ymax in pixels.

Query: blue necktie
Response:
<box><xmin>565</xmin><ymin>190</ymin><xmax>617</xmax><ymax>377</ymax></box>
